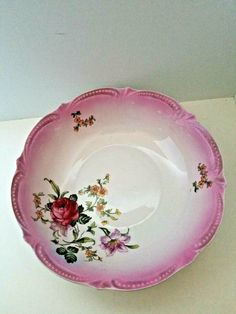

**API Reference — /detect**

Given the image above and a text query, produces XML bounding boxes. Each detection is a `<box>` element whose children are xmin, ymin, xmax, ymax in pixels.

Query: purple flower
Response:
<box><xmin>100</xmin><ymin>229</ymin><xmax>131</xmax><ymax>256</ymax></box>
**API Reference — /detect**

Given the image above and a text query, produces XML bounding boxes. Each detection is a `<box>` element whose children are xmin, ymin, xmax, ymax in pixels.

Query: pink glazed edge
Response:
<box><xmin>11</xmin><ymin>87</ymin><xmax>226</xmax><ymax>291</ymax></box>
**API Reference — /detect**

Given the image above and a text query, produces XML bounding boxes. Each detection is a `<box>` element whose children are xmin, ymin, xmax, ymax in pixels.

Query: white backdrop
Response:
<box><xmin>1</xmin><ymin>1</ymin><xmax>236</xmax><ymax>120</ymax></box>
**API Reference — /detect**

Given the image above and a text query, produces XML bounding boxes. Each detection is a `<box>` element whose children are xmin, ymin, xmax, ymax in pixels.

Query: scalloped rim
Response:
<box><xmin>11</xmin><ymin>87</ymin><xmax>226</xmax><ymax>291</ymax></box>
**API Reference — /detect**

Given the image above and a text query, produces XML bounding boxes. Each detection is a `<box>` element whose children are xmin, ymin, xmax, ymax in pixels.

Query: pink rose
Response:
<box><xmin>50</xmin><ymin>198</ymin><xmax>79</xmax><ymax>226</ymax></box>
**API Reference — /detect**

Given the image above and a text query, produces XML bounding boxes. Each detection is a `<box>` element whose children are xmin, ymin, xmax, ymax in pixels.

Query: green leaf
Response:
<box><xmin>76</xmin><ymin>237</ymin><xmax>95</xmax><ymax>245</ymax></box>
<box><xmin>45</xmin><ymin>202</ymin><xmax>52</xmax><ymax>210</ymax></box>
<box><xmin>99</xmin><ymin>227</ymin><xmax>110</xmax><ymax>236</ymax></box>
<box><xmin>69</xmin><ymin>194</ymin><xmax>78</xmax><ymax>201</ymax></box>
<box><xmin>125</xmin><ymin>244</ymin><xmax>139</xmax><ymax>249</ymax></box>
<box><xmin>44</xmin><ymin>178</ymin><xmax>60</xmax><ymax>197</ymax></box>
<box><xmin>67</xmin><ymin>246</ymin><xmax>79</xmax><ymax>253</ymax></box>
<box><xmin>70</xmin><ymin>220</ymin><xmax>77</xmax><ymax>227</ymax></box>
<box><xmin>87</xmin><ymin>229</ymin><xmax>95</xmax><ymax>235</ymax></box>
<box><xmin>85</xmin><ymin>201</ymin><xmax>93</xmax><ymax>209</ymax></box>
<box><xmin>51</xmin><ymin>239</ymin><xmax>59</xmax><ymax>244</ymax></box>
<box><xmin>56</xmin><ymin>247</ymin><xmax>67</xmax><ymax>255</ymax></box>
<box><xmin>78</xmin><ymin>205</ymin><xmax>84</xmax><ymax>213</ymax></box>
<box><xmin>52</xmin><ymin>230</ymin><xmax>59</xmax><ymax>239</ymax></box>
<box><xmin>48</xmin><ymin>194</ymin><xmax>57</xmax><ymax>200</ymax></box>
<box><xmin>65</xmin><ymin>252</ymin><xmax>77</xmax><ymax>263</ymax></box>
<box><xmin>193</xmin><ymin>181</ymin><xmax>199</xmax><ymax>193</ymax></box>
<box><xmin>41</xmin><ymin>217</ymin><xmax>49</xmax><ymax>224</ymax></box>
<box><xmin>78</xmin><ymin>214</ymin><xmax>92</xmax><ymax>225</ymax></box>
<box><xmin>110</xmin><ymin>216</ymin><xmax>118</xmax><ymax>221</ymax></box>
<box><xmin>61</xmin><ymin>191</ymin><xmax>69</xmax><ymax>197</ymax></box>
<box><xmin>100</xmin><ymin>199</ymin><xmax>107</xmax><ymax>205</ymax></box>
<box><xmin>115</xmin><ymin>208</ymin><xmax>122</xmax><ymax>215</ymax></box>
<box><xmin>85</xmin><ymin>201</ymin><xmax>94</xmax><ymax>211</ymax></box>
<box><xmin>87</xmin><ymin>221</ymin><xmax>97</xmax><ymax>235</ymax></box>
<box><xmin>73</xmin><ymin>229</ymin><xmax>79</xmax><ymax>240</ymax></box>
<box><xmin>123</xmin><ymin>228</ymin><xmax>130</xmax><ymax>235</ymax></box>
<box><xmin>103</xmin><ymin>174</ymin><xmax>110</xmax><ymax>183</ymax></box>
<box><xmin>90</xmin><ymin>221</ymin><xmax>97</xmax><ymax>228</ymax></box>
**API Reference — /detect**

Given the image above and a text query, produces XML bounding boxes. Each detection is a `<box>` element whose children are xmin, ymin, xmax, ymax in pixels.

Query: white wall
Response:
<box><xmin>1</xmin><ymin>1</ymin><xmax>236</xmax><ymax>120</ymax></box>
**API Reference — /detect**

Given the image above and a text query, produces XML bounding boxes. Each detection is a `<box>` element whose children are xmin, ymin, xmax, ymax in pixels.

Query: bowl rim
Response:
<box><xmin>11</xmin><ymin>87</ymin><xmax>226</xmax><ymax>291</ymax></box>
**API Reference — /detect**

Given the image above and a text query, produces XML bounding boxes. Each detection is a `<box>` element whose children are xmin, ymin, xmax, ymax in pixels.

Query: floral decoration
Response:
<box><xmin>100</xmin><ymin>228</ymin><xmax>138</xmax><ymax>256</ymax></box>
<box><xmin>32</xmin><ymin>174</ymin><xmax>139</xmax><ymax>264</ymax></box>
<box><xmin>71</xmin><ymin>110</ymin><xmax>96</xmax><ymax>132</ymax></box>
<box><xmin>192</xmin><ymin>163</ymin><xmax>213</xmax><ymax>192</ymax></box>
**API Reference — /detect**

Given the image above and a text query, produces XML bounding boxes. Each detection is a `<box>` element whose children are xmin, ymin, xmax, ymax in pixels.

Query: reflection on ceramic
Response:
<box><xmin>11</xmin><ymin>88</ymin><xmax>226</xmax><ymax>291</ymax></box>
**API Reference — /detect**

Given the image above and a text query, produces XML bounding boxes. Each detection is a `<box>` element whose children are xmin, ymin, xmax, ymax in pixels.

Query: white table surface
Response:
<box><xmin>1</xmin><ymin>97</ymin><xmax>235</xmax><ymax>314</ymax></box>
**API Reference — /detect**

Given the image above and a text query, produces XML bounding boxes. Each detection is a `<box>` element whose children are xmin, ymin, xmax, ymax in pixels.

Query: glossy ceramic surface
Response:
<box><xmin>11</xmin><ymin>88</ymin><xmax>225</xmax><ymax>290</ymax></box>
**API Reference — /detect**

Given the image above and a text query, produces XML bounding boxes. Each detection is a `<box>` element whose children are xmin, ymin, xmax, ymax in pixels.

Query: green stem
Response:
<box><xmin>62</xmin><ymin>227</ymin><xmax>90</xmax><ymax>245</ymax></box>
<box><xmin>75</xmin><ymin>224</ymin><xmax>80</xmax><ymax>235</ymax></box>
<box><xmin>98</xmin><ymin>182</ymin><xmax>103</xmax><ymax>188</ymax></box>
<box><xmin>92</xmin><ymin>196</ymin><xmax>99</xmax><ymax>207</ymax></box>
<box><xmin>80</xmin><ymin>230</ymin><xmax>86</xmax><ymax>238</ymax></box>
<box><xmin>52</xmin><ymin>230</ymin><xmax>60</xmax><ymax>239</ymax></box>
<box><xmin>36</xmin><ymin>205</ymin><xmax>46</xmax><ymax>210</ymax></box>
<box><xmin>83</xmin><ymin>195</ymin><xmax>99</xmax><ymax>212</ymax></box>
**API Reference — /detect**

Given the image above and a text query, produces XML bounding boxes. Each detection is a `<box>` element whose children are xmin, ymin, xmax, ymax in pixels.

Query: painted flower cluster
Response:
<box><xmin>32</xmin><ymin>175</ymin><xmax>139</xmax><ymax>264</ymax></box>
<box><xmin>78</xmin><ymin>174</ymin><xmax>121</xmax><ymax>226</ymax></box>
<box><xmin>192</xmin><ymin>163</ymin><xmax>213</xmax><ymax>192</ymax></box>
<box><xmin>71</xmin><ymin>110</ymin><xmax>96</xmax><ymax>132</ymax></box>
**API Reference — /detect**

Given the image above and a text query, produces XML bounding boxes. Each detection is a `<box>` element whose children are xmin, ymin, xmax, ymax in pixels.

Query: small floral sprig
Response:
<box><xmin>32</xmin><ymin>192</ymin><xmax>50</xmax><ymax>224</ymax></box>
<box><xmin>32</xmin><ymin>174</ymin><xmax>139</xmax><ymax>264</ymax></box>
<box><xmin>79</xmin><ymin>174</ymin><xmax>121</xmax><ymax>225</ymax></box>
<box><xmin>84</xmin><ymin>249</ymin><xmax>103</xmax><ymax>262</ymax></box>
<box><xmin>193</xmin><ymin>163</ymin><xmax>213</xmax><ymax>192</ymax></box>
<box><xmin>71</xmin><ymin>110</ymin><xmax>96</xmax><ymax>132</ymax></box>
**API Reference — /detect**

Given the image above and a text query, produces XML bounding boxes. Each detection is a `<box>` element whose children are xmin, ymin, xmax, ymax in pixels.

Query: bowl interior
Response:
<box><xmin>13</xmin><ymin>89</ymin><xmax>225</xmax><ymax>290</ymax></box>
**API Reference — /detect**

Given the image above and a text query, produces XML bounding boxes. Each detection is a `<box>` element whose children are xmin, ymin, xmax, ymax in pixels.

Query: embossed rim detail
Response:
<box><xmin>11</xmin><ymin>87</ymin><xmax>226</xmax><ymax>291</ymax></box>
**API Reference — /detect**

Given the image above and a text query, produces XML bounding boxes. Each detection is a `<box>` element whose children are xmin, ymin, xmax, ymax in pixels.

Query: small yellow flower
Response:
<box><xmin>33</xmin><ymin>194</ymin><xmax>41</xmax><ymax>208</ymax></box>
<box><xmin>82</xmin><ymin>119</ymin><xmax>88</xmax><ymax>126</ymax></box>
<box><xmin>90</xmin><ymin>185</ymin><xmax>100</xmax><ymax>195</ymax></box>
<box><xmin>96</xmin><ymin>203</ymin><xmax>105</xmax><ymax>212</ymax></box>
<box><xmin>198</xmin><ymin>180</ymin><xmax>205</xmax><ymax>188</ymax></box>
<box><xmin>35</xmin><ymin>210</ymin><xmax>43</xmax><ymax>219</ymax></box>
<box><xmin>200</xmin><ymin>175</ymin><xmax>207</xmax><ymax>181</ymax></box>
<box><xmin>97</xmin><ymin>187</ymin><xmax>108</xmax><ymax>197</ymax></box>
<box><xmin>88</xmin><ymin>119</ymin><xmax>94</xmax><ymax>126</ymax></box>
<box><xmin>200</xmin><ymin>170</ymin><xmax>208</xmax><ymax>177</ymax></box>
<box><xmin>74</xmin><ymin>116</ymin><xmax>82</xmax><ymax>124</ymax></box>
<box><xmin>198</xmin><ymin>163</ymin><xmax>207</xmax><ymax>172</ymax></box>
<box><xmin>85</xmin><ymin>249</ymin><xmax>94</xmax><ymax>257</ymax></box>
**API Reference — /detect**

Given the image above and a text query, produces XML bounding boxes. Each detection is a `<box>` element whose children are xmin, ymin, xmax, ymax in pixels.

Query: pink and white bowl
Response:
<box><xmin>11</xmin><ymin>87</ymin><xmax>226</xmax><ymax>291</ymax></box>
